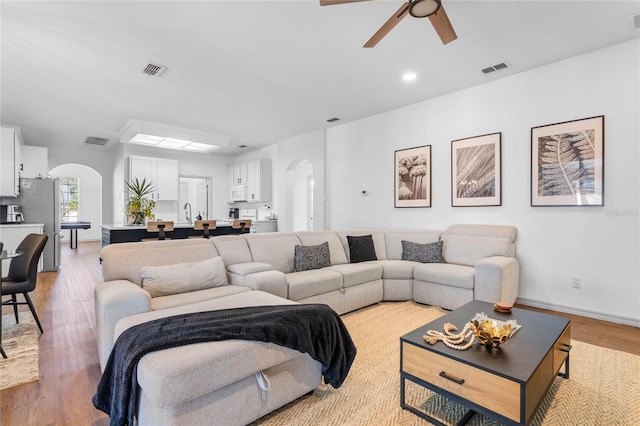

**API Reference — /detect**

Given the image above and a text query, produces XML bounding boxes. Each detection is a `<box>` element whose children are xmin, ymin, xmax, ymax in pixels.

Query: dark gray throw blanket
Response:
<box><xmin>92</xmin><ymin>304</ymin><xmax>357</xmax><ymax>426</ymax></box>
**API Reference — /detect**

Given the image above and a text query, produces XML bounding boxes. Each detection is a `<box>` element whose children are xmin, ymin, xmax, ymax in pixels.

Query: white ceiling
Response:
<box><xmin>2</xmin><ymin>1</ymin><xmax>639</xmax><ymax>155</ymax></box>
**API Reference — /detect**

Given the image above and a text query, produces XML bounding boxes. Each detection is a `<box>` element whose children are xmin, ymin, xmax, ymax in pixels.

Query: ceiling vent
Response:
<box><xmin>632</xmin><ymin>12</ymin><xmax>640</xmax><ymax>29</ymax></box>
<box><xmin>326</xmin><ymin>117</ymin><xmax>340</xmax><ymax>123</ymax></box>
<box><xmin>84</xmin><ymin>136</ymin><xmax>109</xmax><ymax>146</ymax></box>
<box><xmin>238</xmin><ymin>144</ymin><xmax>248</xmax><ymax>148</ymax></box>
<box><xmin>141</xmin><ymin>62</ymin><xmax>167</xmax><ymax>77</ymax></box>
<box><xmin>482</xmin><ymin>62</ymin><xmax>510</xmax><ymax>75</ymax></box>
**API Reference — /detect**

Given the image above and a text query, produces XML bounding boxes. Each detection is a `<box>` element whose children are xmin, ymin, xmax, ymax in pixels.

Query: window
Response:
<box><xmin>60</xmin><ymin>177</ymin><xmax>79</xmax><ymax>223</ymax></box>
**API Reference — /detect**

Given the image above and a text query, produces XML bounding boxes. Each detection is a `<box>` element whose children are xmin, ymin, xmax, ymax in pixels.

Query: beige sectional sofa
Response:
<box><xmin>95</xmin><ymin>224</ymin><xmax>518</xmax><ymax>425</ymax></box>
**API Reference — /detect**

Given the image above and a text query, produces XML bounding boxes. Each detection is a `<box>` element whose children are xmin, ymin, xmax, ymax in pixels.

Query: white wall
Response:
<box><xmin>47</xmin><ymin>144</ymin><xmax>116</xmax><ymax>224</ymax></box>
<box><xmin>49</xmin><ymin>164</ymin><xmax>102</xmax><ymax>241</ymax></box>
<box><xmin>327</xmin><ymin>39</ymin><xmax>640</xmax><ymax>326</ymax></box>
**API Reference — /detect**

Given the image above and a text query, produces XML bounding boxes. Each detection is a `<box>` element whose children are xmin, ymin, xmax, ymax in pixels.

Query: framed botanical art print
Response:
<box><xmin>451</xmin><ymin>132</ymin><xmax>502</xmax><ymax>207</ymax></box>
<box><xmin>394</xmin><ymin>145</ymin><xmax>431</xmax><ymax>208</ymax></box>
<box><xmin>531</xmin><ymin>115</ymin><xmax>604</xmax><ymax>206</ymax></box>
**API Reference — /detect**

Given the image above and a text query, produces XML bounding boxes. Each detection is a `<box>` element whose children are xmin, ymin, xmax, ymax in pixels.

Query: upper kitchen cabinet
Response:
<box><xmin>128</xmin><ymin>155</ymin><xmax>179</xmax><ymax>201</ymax></box>
<box><xmin>246</xmin><ymin>159</ymin><xmax>272</xmax><ymax>202</ymax></box>
<box><xmin>0</xmin><ymin>126</ymin><xmax>23</xmax><ymax>197</ymax></box>
<box><xmin>230</xmin><ymin>162</ymin><xmax>248</xmax><ymax>185</ymax></box>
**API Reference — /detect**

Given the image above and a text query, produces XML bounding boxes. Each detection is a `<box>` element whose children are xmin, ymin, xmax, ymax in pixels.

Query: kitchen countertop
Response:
<box><xmin>0</xmin><ymin>223</ymin><xmax>45</xmax><ymax>228</ymax></box>
<box><xmin>101</xmin><ymin>219</ymin><xmax>276</xmax><ymax>231</ymax></box>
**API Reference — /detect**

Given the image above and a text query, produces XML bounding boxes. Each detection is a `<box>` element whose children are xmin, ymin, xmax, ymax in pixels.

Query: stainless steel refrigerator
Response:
<box><xmin>18</xmin><ymin>177</ymin><xmax>61</xmax><ymax>271</ymax></box>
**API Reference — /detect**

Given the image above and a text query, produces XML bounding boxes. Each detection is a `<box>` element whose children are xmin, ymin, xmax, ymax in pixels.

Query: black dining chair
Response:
<box><xmin>1</xmin><ymin>233</ymin><xmax>48</xmax><ymax>333</ymax></box>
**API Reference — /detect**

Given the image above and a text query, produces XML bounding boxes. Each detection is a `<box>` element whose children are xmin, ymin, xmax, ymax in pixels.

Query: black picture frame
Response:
<box><xmin>531</xmin><ymin>115</ymin><xmax>604</xmax><ymax>206</ymax></box>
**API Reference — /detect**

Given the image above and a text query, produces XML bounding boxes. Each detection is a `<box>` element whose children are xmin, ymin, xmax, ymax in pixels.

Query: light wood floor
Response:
<box><xmin>1</xmin><ymin>241</ymin><xmax>638</xmax><ymax>425</ymax></box>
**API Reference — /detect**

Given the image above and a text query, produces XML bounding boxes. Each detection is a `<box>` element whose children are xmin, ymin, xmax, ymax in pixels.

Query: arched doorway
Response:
<box><xmin>286</xmin><ymin>159</ymin><xmax>314</xmax><ymax>232</ymax></box>
<box><xmin>49</xmin><ymin>163</ymin><xmax>102</xmax><ymax>242</ymax></box>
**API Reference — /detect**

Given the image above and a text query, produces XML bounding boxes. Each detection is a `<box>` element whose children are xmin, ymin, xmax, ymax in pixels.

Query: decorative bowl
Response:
<box><xmin>470</xmin><ymin>313</ymin><xmax>517</xmax><ymax>348</ymax></box>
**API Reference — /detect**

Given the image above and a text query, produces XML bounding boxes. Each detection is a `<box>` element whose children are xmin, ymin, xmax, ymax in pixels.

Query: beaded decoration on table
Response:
<box><xmin>423</xmin><ymin>313</ymin><xmax>518</xmax><ymax>351</ymax></box>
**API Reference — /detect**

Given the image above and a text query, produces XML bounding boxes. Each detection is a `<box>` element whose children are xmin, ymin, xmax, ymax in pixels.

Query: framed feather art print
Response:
<box><xmin>531</xmin><ymin>115</ymin><xmax>604</xmax><ymax>206</ymax></box>
<box><xmin>451</xmin><ymin>132</ymin><xmax>502</xmax><ymax>207</ymax></box>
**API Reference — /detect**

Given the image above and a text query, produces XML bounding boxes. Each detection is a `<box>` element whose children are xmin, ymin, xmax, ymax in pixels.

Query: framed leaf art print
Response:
<box><xmin>531</xmin><ymin>115</ymin><xmax>604</xmax><ymax>206</ymax></box>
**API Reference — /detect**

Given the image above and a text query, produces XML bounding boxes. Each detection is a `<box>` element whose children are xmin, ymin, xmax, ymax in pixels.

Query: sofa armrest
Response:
<box><xmin>243</xmin><ymin>270</ymin><xmax>288</xmax><ymax>299</ymax></box>
<box><xmin>474</xmin><ymin>256</ymin><xmax>520</xmax><ymax>305</ymax></box>
<box><xmin>94</xmin><ymin>280</ymin><xmax>151</xmax><ymax>371</ymax></box>
<box><xmin>228</xmin><ymin>262</ymin><xmax>274</xmax><ymax>284</ymax></box>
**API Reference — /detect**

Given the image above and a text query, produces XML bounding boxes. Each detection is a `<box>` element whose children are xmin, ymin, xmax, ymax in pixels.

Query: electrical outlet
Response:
<box><xmin>571</xmin><ymin>277</ymin><xmax>582</xmax><ymax>289</ymax></box>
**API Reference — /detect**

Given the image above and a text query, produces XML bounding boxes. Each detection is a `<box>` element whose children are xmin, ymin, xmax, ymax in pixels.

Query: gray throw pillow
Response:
<box><xmin>401</xmin><ymin>240</ymin><xmax>445</xmax><ymax>263</ymax></box>
<box><xmin>294</xmin><ymin>242</ymin><xmax>331</xmax><ymax>272</ymax></box>
<box><xmin>347</xmin><ymin>234</ymin><xmax>377</xmax><ymax>263</ymax></box>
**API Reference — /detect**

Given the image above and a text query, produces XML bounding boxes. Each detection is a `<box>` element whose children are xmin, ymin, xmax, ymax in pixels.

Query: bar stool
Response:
<box><xmin>190</xmin><ymin>220</ymin><xmax>217</xmax><ymax>239</ymax></box>
<box><xmin>143</xmin><ymin>221</ymin><xmax>174</xmax><ymax>241</ymax></box>
<box><xmin>232</xmin><ymin>219</ymin><xmax>252</xmax><ymax>234</ymax></box>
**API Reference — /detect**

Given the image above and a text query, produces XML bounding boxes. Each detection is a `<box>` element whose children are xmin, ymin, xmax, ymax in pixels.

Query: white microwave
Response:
<box><xmin>230</xmin><ymin>185</ymin><xmax>247</xmax><ymax>202</ymax></box>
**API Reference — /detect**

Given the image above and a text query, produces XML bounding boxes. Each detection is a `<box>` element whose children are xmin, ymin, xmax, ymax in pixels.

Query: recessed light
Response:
<box><xmin>402</xmin><ymin>72</ymin><xmax>417</xmax><ymax>82</ymax></box>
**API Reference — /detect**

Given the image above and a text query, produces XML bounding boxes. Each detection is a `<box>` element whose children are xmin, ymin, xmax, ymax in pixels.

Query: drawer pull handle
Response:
<box><xmin>560</xmin><ymin>343</ymin><xmax>572</xmax><ymax>353</ymax></box>
<box><xmin>439</xmin><ymin>371</ymin><xmax>465</xmax><ymax>385</ymax></box>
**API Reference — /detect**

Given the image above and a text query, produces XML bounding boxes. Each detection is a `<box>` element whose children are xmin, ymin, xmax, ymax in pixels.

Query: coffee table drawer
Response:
<box><xmin>553</xmin><ymin>323</ymin><xmax>571</xmax><ymax>374</ymax></box>
<box><xmin>402</xmin><ymin>342</ymin><xmax>521</xmax><ymax>422</ymax></box>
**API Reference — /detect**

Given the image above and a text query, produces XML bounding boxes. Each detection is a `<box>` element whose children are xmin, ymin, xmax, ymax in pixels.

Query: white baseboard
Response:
<box><xmin>516</xmin><ymin>297</ymin><xmax>640</xmax><ymax>328</ymax></box>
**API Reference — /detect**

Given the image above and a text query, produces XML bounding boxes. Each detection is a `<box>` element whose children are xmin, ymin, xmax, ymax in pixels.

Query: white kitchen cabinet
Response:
<box><xmin>229</xmin><ymin>163</ymin><xmax>248</xmax><ymax>185</ymax></box>
<box><xmin>246</xmin><ymin>159</ymin><xmax>272</xmax><ymax>202</ymax></box>
<box><xmin>128</xmin><ymin>156</ymin><xmax>179</xmax><ymax>201</ymax></box>
<box><xmin>0</xmin><ymin>126</ymin><xmax>22</xmax><ymax>197</ymax></box>
<box><xmin>0</xmin><ymin>224</ymin><xmax>44</xmax><ymax>272</ymax></box>
<box><xmin>21</xmin><ymin>145</ymin><xmax>49</xmax><ymax>178</ymax></box>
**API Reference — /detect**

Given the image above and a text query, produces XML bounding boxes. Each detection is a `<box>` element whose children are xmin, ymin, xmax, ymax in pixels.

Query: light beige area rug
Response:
<box><xmin>0</xmin><ymin>314</ymin><xmax>39</xmax><ymax>390</ymax></box>
<box><xmin>255</xmin><ymin>301</ymin><xmax>640</xmax><ymax>426</ymax></box>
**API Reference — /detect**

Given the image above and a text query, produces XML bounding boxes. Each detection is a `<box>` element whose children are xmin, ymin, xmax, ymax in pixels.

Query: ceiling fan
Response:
<box><xmin>320</xmin><ymin>0</ymin><xmax>457</xmax><ymax>47</ymax></box>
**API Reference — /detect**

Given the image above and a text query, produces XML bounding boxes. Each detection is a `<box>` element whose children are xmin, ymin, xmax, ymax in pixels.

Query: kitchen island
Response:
<box><xmin>101</xmin><ymin>221</ymin><xmax>245</xmax><ymax>247</ymax></box>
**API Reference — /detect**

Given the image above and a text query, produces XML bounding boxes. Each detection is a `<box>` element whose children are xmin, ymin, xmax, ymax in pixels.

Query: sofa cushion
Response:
<box><xmin>442</xmin><ymin>224</ymin><xmax>517</xmax><ymax>267</ymax></box>
<box><xmin>141</xmin><ymin>257</ymin><xmax>227</xmax><ymax>297</ymax></box>
<box><xmin>101</xmin><ymin>239</ymin><xmax>218</xmax><ymax>285</ymax></box>
<box><xmin>413</xmin><ymin>263</ymin><xmax>475</xmax><ymax>290</ymax></box>
<box><xmin>401</xmin><ymin>240</ymin><xmax>445</xmax><ymax>263</ymax></box>
<box><xmin>325</xmin><ymin>263</ymin><xmax>383</xmax><ymax>288</ymax></box>
<box><xmin>286</xmin><ymin>269</ymin><xmax>343</xmax><ymax>301</ymax></box>
<box><xmin>294</xmin><ymin>242</ymin><xmax>332</xmax><ymax>272</ymax></box>
<box><xmin>384</xmin><ymin>229</ymin><xmax>442</xmax><ymax>260</ymax></box>
<box><xmin>347</xmin><ymin>235</ymin><xmax>377</xmax><ymax>263</ymax></box>
<box><xmin>150</xmin><ymin>285</ymin><xmax>251</xmax><ymax>311</ymax></box>
<box><xmin>244</xmin><ymin>233</ymin><xmax>302</xmax><ymax>273</ymax></box>
<box><xmin>211</xmin><ymin>236</ymin><xmax>253</xmax><ymax>267</ymax></box>
<box><xmin>296</xmin><ymin>231</ymin><xmax>348</xmax><ymax>265</ymax></box>
<box><xmin>374</xmin><ymin>259</ymin><xmax>420</xmax><ymax>280</ymax></box>
<box><xmin>227</xmin><ymin>262</ymin><xmax>274</xmax><ymax>277</ymax></box>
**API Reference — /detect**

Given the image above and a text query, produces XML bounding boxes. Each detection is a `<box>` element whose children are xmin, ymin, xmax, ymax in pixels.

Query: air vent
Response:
<box><xmin>141</xmin><ymin>62</ymin><xmax>167</xmax><ymax>77</ymax></box>
<box><xmin>632</xmin><ymin>12</ymin><xmax>640</xmax><ymax>29</ymax></box>
<box><xmin>482</xmin><ymin>62</ymin><xmax>510</xmax><ymax>74</ymax></box>
<box><xmin>84</xmin><ymin>136</ymin><xmax>109</xmax><ymax>146</ymax></box>
<box><xmin>326</xmin><ymin>117</ymin><xmax>340</xmax><ymax>123</ymax></box>
<box><xmin>238</xmin><ymin>144</ymin><xmax>248</xmax><ymax>148</ymax></box>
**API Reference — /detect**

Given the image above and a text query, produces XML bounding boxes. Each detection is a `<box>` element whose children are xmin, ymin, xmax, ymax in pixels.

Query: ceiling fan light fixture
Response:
<box><xmin>408</xmin><ymin>0</ymin><xmax>441</xmax><ymax>18</ymax></box>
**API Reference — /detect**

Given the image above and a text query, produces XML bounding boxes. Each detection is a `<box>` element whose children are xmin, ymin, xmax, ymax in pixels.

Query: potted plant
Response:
<box><xmin>125</xmin><ymin>177</ymin><xmax>156</xmax><ymax>225</ymax></box>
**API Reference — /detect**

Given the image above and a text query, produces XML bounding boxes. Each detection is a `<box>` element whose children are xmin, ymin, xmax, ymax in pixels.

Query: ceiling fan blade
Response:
<box><xmin>428</xmin><ymin>4</ymin><xmax>457</xmax><ymax>45</ymax></box>
<box><xmin>319</xmin><ymin>0</ymin><xmax>373</xmax><ymax>6</ymax></box>
<box><xmin>364</xmin><ymin>2</ymin><xmax>410</xmax><ymax>48</ymax></box>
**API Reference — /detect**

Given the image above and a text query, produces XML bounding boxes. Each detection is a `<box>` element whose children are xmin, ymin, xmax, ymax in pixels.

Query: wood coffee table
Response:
<box><xmin>400</xmin><ymin>300</ymin><xmax>571</xmax><ymax>425</ymax></box>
